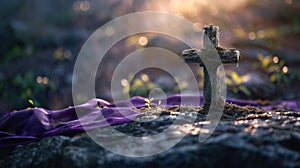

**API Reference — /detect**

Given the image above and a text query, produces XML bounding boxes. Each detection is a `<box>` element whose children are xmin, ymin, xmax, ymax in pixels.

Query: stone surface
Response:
<box><xmin>1</xmin><ymin>104</ymin><xmax>299</xmax><ymax>168</ymax></box>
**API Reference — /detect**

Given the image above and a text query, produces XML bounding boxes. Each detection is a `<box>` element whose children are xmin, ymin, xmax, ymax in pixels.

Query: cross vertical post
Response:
<box><xmin>203</xmin><ymin>26</ymin><xmax>220</xmax><ymax>106</ymax></box>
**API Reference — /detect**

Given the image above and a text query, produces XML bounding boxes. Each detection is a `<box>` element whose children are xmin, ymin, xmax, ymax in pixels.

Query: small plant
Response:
<box><xmin>144</xmin><ymin>97</ymin><xmax>154</xmax><ymax>109</ymax></box>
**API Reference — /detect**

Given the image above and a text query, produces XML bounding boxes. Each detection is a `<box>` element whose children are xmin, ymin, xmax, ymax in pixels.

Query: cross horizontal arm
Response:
<box><xmin>182</xmin><ymin>48</ymin><xmax>240</xmax><ymax>66</ymax></box>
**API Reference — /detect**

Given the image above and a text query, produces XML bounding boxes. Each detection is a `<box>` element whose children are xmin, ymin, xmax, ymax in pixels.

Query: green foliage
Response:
<box><xmin>293</xmin><ymin>17</ymin><xmax>300</xmax><ymax>33</ymax></box>
<box><xmin>226</xmin><ymin>54</ymin><xmax>292</xmax><ymax>97</ymax></box>
<box><xmin>1</xmin><ymin>44</ymin><xmax>33</xmax><ymax>64</ymax></box>
<box><xmin>122</xmin><ymin>73</ymin><xmax>157</xmax><ymax>98</ymax></box>
<box><xmin>294</xmin><ymin>69</ymin><xmax>300</xmax><ymax>81</ymax></box>
<box><xmin>129</xmin><ymin>79</ymin><xmax>156</xmax><ymax>97</ymax></box>
<box><xmin>256</xmin><ymin>54</ymin><xmax>290</xmax><ymax>85</ymax></box>
<box><xmin>226</xmin><ymin>70</ymin><xmax>252</xmax><ymax>96</ymax></box>
<box><xmin>0</xmin><ymin>72</ymin><xmax>54</xmax><ymax>110</ymax></box>
<box><xmin>122</xmin><ymin>73</ymin><xmax>186</xmax><ymax>98</ymax></box>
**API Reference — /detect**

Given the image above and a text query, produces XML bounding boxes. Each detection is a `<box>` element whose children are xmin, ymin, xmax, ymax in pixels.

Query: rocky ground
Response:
<box><xmin>0</xmin><ymin>1</ymin><xmax>300</xmax><ymax>167</ymax></box>
<box><xmin>1</xmin><ymin>103</ymin><xmax>299</xmax><ymax>168</ymax></box>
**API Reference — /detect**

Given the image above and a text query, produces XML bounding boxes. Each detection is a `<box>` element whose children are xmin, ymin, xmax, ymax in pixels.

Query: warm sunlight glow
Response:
<box><xmin>141</xmin><ymin>0</ymin><xmax>248</xmax><ymax>18</ymax></box>
<box><xmin>285</xmin><ymin>0</ymin><xmax>293</xmax><ymax>5</ymax></box>
<box><xmin>209</xmin><ymin>6</ymin><xmax>219</xmax><ymax>15</ymax></box>
<box><xmin>193</xmin><ymin>22</ymin><xmax>202</xmax><ymax>32</ymax></box>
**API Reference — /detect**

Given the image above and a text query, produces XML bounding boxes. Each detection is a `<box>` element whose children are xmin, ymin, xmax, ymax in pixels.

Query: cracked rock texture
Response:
<box><xmin>1</xmin><ymin>104</ymin><xmax>299</xmax><ymax>168</ymax></box>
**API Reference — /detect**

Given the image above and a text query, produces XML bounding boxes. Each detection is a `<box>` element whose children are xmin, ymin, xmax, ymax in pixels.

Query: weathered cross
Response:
<box><xmin>182</xmin><ymin>25</ymin><xmax>240</xmax><ymax>107</ymax></box>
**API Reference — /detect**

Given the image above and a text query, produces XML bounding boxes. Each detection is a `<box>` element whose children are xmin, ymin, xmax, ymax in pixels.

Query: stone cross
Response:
<box><xmin>182</xmin><ymin>25</ymin><xmax>240</xmax><ymax>106</ymax></box>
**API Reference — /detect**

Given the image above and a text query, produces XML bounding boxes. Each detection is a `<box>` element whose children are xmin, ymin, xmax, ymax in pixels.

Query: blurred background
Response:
<box><xmin>0</xmin><ymin>0</ymin><xmax>299</xmax><ymax>112</ymax></box>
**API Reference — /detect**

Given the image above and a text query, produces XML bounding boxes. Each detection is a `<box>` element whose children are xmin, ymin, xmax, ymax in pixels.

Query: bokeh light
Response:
<box><xmin>36</xmin><ymin>76</ymin><xmax>49</xmax><ymax>85</ymax></box>
<box><xmin>140</xmin><ymin>74</ymin><xmax>149</xmax><ymax>82</ymax></box>
<box><xmin>138</xmin><ymin>36</ymin><xmax>148</xmax><ymax>46</ymax></box>
<box><xmin>121</xmin><ymin>79</ymin><xmax>129</xmax><ymax>87</ymax></box>
<box><xmin>257</xmin><ymin>30</ymin><xmax>265</xmax><ymax>39</ymax></box>
<box><xmin>273</xmin><ymin>56</ymin><xmax>279</xmax><ymax>64</ymax></box>
<box><xmin>248</xmin><ymin>32</ymin><xmax>256</xmax><ymax>40</ymax></box>
<box><xmin>282</xmin><ymin>66</ymin><xmax>288</xmax><ymax>74</ymax></box>
<box><xmin>42</xmin><ymin>77</ymin><xmax>49</xmax><ymax>85</ymax></box>
<box><xmin>36</xmin><ymin>76</ymin><xmax>43</xmax><ymax>84</ymax></box>
<box><xmin>73</xmin><ymin>0</ymin><xmax>90</xmax><ymax>12</ymax></box>
<box><xmin>105</xmin><ymin>26</ymin><xmax>115</xmax><ymax>36</ymax></box>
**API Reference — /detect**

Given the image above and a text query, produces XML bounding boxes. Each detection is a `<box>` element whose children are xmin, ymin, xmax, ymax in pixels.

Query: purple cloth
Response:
<box><xmin>0</xmin><ymin>95</ymin><xmax>299</xmax><ymax>148</ymax></box>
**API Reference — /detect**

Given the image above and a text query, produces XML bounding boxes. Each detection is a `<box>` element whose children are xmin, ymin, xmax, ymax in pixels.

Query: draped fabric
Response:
<box><xmin>1</xmin><ymin>95</ymin><xmax>299</xmax><ymax>148</ymax></box>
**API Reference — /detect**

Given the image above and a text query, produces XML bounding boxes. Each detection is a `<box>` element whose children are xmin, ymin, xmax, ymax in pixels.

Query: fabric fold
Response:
<box><xmin>0</xmin><ymin>95</ymin><xmax>299</xmax><ymax>148</ymax></box>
